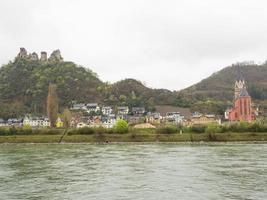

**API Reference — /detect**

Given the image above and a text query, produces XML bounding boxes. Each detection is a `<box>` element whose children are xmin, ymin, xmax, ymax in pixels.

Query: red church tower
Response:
<box><xmin>228</xmin><ymin>74</ymin><xmax>254</xmax><ymax>122</ymax></box>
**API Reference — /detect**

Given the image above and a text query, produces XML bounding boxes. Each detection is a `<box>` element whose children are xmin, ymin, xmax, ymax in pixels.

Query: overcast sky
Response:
<box><xmin>1</xmin><ymin>0</ymin><xmax>267</xmax><ymax>90</ymax></box>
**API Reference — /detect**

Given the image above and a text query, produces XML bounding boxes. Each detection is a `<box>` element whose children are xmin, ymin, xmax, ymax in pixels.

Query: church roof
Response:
<box><xmin>239</xmin><ymin>88</ymin><xmax>249</xmax><ymax>97</ymax></box>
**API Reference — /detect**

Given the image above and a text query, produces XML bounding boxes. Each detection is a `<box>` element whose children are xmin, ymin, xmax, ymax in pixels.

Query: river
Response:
<box><xmin>0</xmin><ymin>143</ymin><xmax>266</xmax><ymax>200</ymax></box>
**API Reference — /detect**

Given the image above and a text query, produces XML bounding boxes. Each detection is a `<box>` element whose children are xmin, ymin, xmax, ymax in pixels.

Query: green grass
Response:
<box><xmin>0</xmin><ymin>132</ymin><xmax>266</xmax><ymax>143</ymax></box>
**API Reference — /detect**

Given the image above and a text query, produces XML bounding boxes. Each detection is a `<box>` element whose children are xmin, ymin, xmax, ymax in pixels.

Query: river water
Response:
<box><xmin>0</xmin><ymin>143</ymin><xmax>266</xmax><ymax>200</ymax></box>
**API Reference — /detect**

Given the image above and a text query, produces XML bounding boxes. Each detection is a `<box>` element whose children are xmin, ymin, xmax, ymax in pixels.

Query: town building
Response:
<box><xmin>189</xmin><ymin>113</ymin><xmax>220</xmax><ymax>125</ymax></box>
<box><xmin>7</xmin><ymin>118</ymin><xmax>23</xmax><ymax>127</ymax></box>
<box><xmin>147</xmin><ymin>112</ymin><xmax>161</xmax><ymax>124</ymax></box>
<box><xmin>228</xmin><ymin>74</ymin><xmax>255</xmax><ymax>122</ymax></box>
<box><xmin>0</xmin><ymin>119</ymin><xmax>6</xmax><ymax>127</ymax></box>
<box><xmin>117</xmin><ymin>106</ymin><xmax>129</xmax><ymax>115</ymax></box>
<box><xmin>71</xmin><ymin>103</ymin><xmax>87</xmax><ymax>110</ymax></box>
<box><xmin>165</xmin><ymin>112</ymin><xmax>185</xmax><ymax>124</ymax></box>
<box><xmin>56</xmin><ymin>117</ymin><xmax>64</xmax><ymax>128</ymax></box>
<box><xmin>86</xmin><ymin>103</ymin><xmax>100</xmax><ymax>113</ymax></box>
<box><xmin>132</xmin><ymin>107</ymin><xmax>145</xmax><ymax>115</ymax></box>
<box><xmin>23</xmin><ymin>117</ymin><xmax>50</xmax><ymax>127</ymax></box>
<box><xmin>155</xmin><ymin>105</ymin><xmax>191</xmax><ymax>120</ymax></box>
<box><xmin>102</xmin><ymin>106</ymin><xmax>113</xmax><ymax>116</ymax></box>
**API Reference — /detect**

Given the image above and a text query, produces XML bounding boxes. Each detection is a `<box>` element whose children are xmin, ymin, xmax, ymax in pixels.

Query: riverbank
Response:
<box><xmin>0</xmin><ymin>132</ymin><xmax>266</xmax><ymax>143</ymax></box>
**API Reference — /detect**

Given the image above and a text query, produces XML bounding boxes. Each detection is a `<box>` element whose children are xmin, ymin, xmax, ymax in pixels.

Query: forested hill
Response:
<box><xmin>176</xmin><ymin>62</ymin><xmax>267</xmax><ymax>113</ymax></box>
<box><xmin>0</xmin><ymin>55</ymin><xmax>103</xmax><ymax>118</ymax></box>
<box><xmin>0</xmin><ymin>49</ymin><xmax>177</xmax><ymax>118</ymax></box>
<box><xmin>1</xmin><ymin>49</ymin><xmax>267</xmax><ymax>119</ymax></box>
<box><xmin>179</xmin><ymin>62</ymin><xmax>267</xmax><ymax>101</ymax></box>
<box><xmin>101</xmin><ymin>78</ymin><xmax>176</xmax><ymax>109</ymax></box>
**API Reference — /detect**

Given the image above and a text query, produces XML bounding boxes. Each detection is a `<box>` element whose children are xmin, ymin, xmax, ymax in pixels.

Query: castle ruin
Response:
<box><xmin>49</xmin><ymin>49</ymin><xmax>63</xmax><ymax>62</ymax></box>
<box><xmin>16</xmin><ymin>47</ymin><xmax>63</xmax><ymax>62</ymax></box>
<box><xmin>17</xmin><ymin>48</ymin><xmax>28</xmax><ymax>58</ymax></box>
<box><xmin>40</xmin><ymin>51</ymin><xmax>47</xmax><ymax>61</ymax></box>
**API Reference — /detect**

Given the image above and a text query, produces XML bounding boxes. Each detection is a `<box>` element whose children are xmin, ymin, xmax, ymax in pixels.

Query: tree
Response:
<box><xmin>47</xmin><ymin>83</ymin><xmax>59</xmax><ymax>127</ymax></box>
<box><xmin>114</xmin><ymin>119</ymin><xmax>129</xmax><ymax>134</ymax></box>
<box><xmin>62</xmin><ymin>108</ymin><xmax>72</xmax><ymax>128</ymax></box>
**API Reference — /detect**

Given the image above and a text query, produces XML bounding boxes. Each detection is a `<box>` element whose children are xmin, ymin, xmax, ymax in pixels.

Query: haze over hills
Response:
<box><xmin>0</xmin><ymin>48</ymin><xmax>267</xmax><ymax>119</ymax></box>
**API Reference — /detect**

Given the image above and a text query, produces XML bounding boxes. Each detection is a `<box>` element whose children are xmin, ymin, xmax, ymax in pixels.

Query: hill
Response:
<box><xmin>101</xmin><ymin>78</ymin><xmax>176</xmax><ymax>109</ymax></box>
<box><xmin>177</xmin><ymin>62</ymin><xmax>267</xmax><ymax>114</ymax></box>
<box><xmin>0</xmin><ymin>49</ymin><xmax>103</xmax><ymax>118</ymax></box>
<box><xmin>0</xmin><ymin>48</ymin><xmax>177</xmax><ymax>119</ymax></box>
<box><xmin>1</xmin><ymin>48</ymin><xmax>267</xmax><ymax>119</ymax></box>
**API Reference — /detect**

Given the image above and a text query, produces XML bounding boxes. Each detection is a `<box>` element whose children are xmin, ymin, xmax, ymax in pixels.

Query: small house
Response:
<box><xmin>117</xmin><ymin>106</ymin><xmax>129</xmax><ymax>115</ymax></box>
<box><xmin>71</xmin><ymin>103</ymin><xmax>87</xmax><ymax>110</ymax></box>
<box><xmin>7</xmin><ymin>118</ymin><xmax>23</xmax><ymax>127</ymax></box>
<box><xmin>165</xmin><ymin>112</ymin><xmax>184</xmax><ymax>124</ymax></box>
<box><xmin>132</xmin><ymin>107</ymin><xmax>145</xmax><ymax>115</ymax></box>
<box><xmin>189</xmin><ymin>113</ymin><xmax>220</xmax><ymax>125</ymax></box>
<box><xmin>23</xmin><ymin>117</ymin><xmax>51</xmax><ymax>127</ymax></box>
<box><xmin>86</xmin><ymin>103</ymin><xmax>100</xmax><ymax>113</ymax></box>
<box><xmin>0</xmin><ymin>119</ymin><xmax>6</xmax><ymax>127</ymax></box>
<box><xmin>56</xmin><ymin>117</ymin><xmax>64</xmax><ymax>128</ymax></box>
<box><xmin>102</xmin><ymin>106</ymin><xmax>113</xmax><ymax>116</ymax></box>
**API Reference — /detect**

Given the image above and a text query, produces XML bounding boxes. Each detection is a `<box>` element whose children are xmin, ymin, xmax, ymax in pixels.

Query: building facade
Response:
<box><xmin>228</xmin><ymin>77</ymin><xmax>254</xmax><ymax>122</ymax></box>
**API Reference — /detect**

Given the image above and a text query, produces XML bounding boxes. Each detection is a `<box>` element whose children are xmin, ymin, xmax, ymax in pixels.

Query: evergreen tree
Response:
<box><xmin>62</xmin><ymin>108</ymin><xmax>72</xmax><ymax>128</ymax></box>
<box><xmin>47</xmin><ymin>83</ymin><xmax>58</xmax><ymax>127</ymax></box>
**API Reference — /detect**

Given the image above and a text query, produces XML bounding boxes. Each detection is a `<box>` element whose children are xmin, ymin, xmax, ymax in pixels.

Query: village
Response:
<box><xmin>0</xmin><ymin>74</ymin><xmax>259</xmax><ymax>129</ymax></box>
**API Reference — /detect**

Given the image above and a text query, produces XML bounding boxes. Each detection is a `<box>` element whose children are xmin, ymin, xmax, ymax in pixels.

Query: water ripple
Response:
<box><xmin>0</xmin><ymin>143</ymin><xmax>266</xmax><ymax>200</ymax></box>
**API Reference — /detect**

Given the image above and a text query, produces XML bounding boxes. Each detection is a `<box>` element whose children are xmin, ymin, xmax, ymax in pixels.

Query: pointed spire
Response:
<box><xmin>239</xmin><ymin>87</ymin><xmax>249</xmax><ymax>97</ymax></box>
<box><xmin>235</xmin><ymin>65</ymin><xmax>245</xmax><ymax>82</ymax></box>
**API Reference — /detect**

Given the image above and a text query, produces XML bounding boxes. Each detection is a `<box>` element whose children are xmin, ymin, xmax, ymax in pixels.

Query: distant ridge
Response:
<box><xmin>1</xmin><ymin>48</ymin><xmax>267</xmax><ymax>118</ymax></box>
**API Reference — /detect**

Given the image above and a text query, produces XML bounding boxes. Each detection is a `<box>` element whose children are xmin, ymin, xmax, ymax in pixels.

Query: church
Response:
<box><xmin>227</xmin><ymin>74</ymin><xmax>255</xmax><ymax>122</ymax></box>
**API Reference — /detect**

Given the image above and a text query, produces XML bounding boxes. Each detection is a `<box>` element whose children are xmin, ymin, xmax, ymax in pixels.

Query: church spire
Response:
<box><xmin>235</xmin><ymin>65</ymin><xmax>245</xmax><ymax>82</ymax></box>
<box><xmin>234</xmin><ymin>65</ymin><xmax>246</xmax><ymax>100</ymax></box>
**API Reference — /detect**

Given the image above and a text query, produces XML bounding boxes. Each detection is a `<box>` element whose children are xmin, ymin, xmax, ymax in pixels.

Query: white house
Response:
<box><xmin>23</xmin><ymin>117</ymin><xmax>50</xmax><ymax>127</ymax></box>
<box><xmin>102</xmin><ymin>106</ymin><xmax>113</xmax><ymax>116</ymax></box>
<box><xmin>165</xmin><ymin>112</ymin><xmax>184</xmax><ymax>124</ymax></box>
<box><xmin>102</xmin><ymin>118</ymin><xmax>117</xmax><ymax>129</ymax></box>
<box><xmin>0</xmin><ymin>119</ymin><xmax>6</xmax><ymax>127</ymax></box>
<box><xmin>102</xmin><ymin>115</ymin><xmax>117</xmax><ymax>128</ymax></box>
<box><xmin>71</xmin><ymin>103</ymin><xmax>87</xmax><ymax>110</ymax></box>
<box><xmin>117</xmin><ymin>106</ymin><xmax>129</xmax><ymax>115</ymax></box>
<box><xmin>86</xmin><ymin>103</ymin><xmax>100</xmax><ymax>113</ymax></box>
<box><xmin>132</xmin><ymin>107</ymin><xmax>145</xmax><ymax>115</ymax></box>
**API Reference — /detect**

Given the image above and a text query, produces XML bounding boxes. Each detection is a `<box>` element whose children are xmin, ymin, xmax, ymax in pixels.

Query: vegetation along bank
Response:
<box><xmin>0</xmin><ymin>122</ymin><xmax>267</xmax><ymax>143</ymax></box>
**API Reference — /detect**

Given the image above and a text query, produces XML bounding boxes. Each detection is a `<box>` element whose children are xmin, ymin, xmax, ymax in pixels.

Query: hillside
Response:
<box><xmin>101</xmin><ymin>79</ymin><xmax>176</xmax><ymax>109</ymax></box>
<box><xmin>0</xmin><ymin>49</ymin><xmax>177</xmax><ymax>118</ymax></box>
<box><xmin>0</xmin><ymin>49</ymin><xmax>103</xmax><ymax>118</ymax></box>
<box><xmin>1</xmin><ymin>49</ymin><xmax>267</xmax><ymax>119</ymax></box>
<box><xmin>177</xmin><ymin>62</ymin><xmax>267</xmax><ymax>113</ymax></box>
<box><xmin>179</xmin><ymin>63</ymin><xmax>267</xmax><ymax>101</ymax></box>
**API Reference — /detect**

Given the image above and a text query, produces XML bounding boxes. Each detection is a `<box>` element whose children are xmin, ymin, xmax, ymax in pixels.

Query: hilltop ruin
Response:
<box><xmin>16</xmin><ymin>47</ymin><xmax>63</xmax><ymax>62</ymax></box>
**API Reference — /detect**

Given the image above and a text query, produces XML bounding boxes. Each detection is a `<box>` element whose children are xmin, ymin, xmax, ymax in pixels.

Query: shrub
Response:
<box><xmin>113</xmin><ymin>119</ymin><xmax>129</xmax><ymax>134</ymax></box>
<box><xmin>205</xmin><ymin>124</ymin><xmax>222</xmax><ymax>134</ymax></box>
<box><xmin>8</xmin><ymin>126</ymin><xmax>18</xmax><ymax>135</ymax></box>
<box><xmin>248</xmin><ymin>122</ymin><xmax>267</xmax><ymax>132</ymax></box>
<box><xmin>95</xmin><ymin>126</ymin><xmax>111</xmax><ymax>134</ymax></box>
<box><xmin>189</xmin><ymin>125</ymin><xmax>207</xmax><ymax>133</ymax></box>
<box><xmin>76</xmin><ymin>127</ymin><xmax>96</xmax><ymax>135</ymax></box>
<box><xmin>21</xmin><ymin>127</ymin><xmax>33</xmax><ymax>135</ymax></box>
<box><xmin>0</xmin><ymin>128</ymin><xmax>8</xmax><ymax>136</ymax></box>
<box><xmin>35</xmin><ymin>128</ymin><xmax>64</xmax><ymax>135</ymax></box>
<box><xmin>207</xmin><ymin>132</ymin><xmax>217</xmax><ymax>141</ymax></box>
<box><xmin>156</xmin><ymin>125</ymin><xmax>178</xmax><ymax>134</ymax></box>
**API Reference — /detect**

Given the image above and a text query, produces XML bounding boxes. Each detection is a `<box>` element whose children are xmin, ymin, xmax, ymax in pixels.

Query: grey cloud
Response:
<box><xmin>1</xmin><ymin>0</ymin><xmax>267</xmax><ymax>90</ymax></box>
